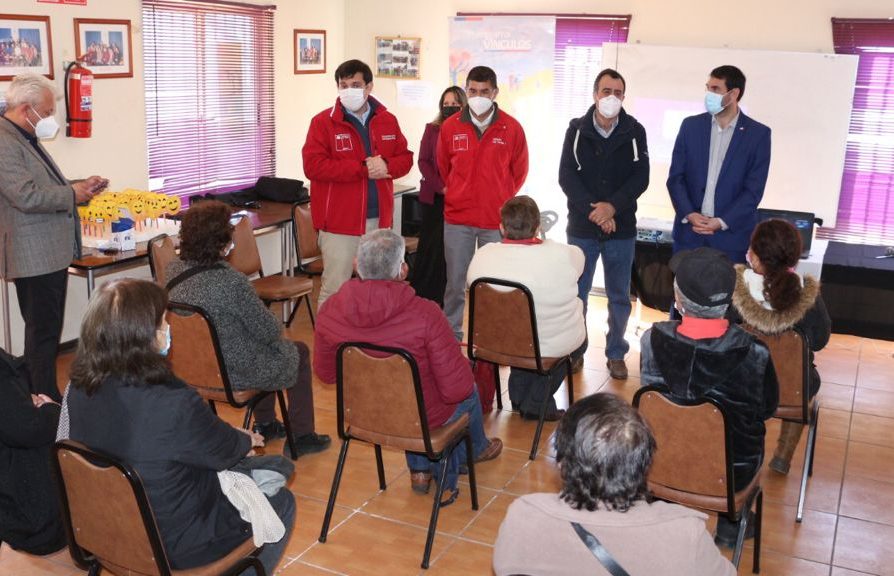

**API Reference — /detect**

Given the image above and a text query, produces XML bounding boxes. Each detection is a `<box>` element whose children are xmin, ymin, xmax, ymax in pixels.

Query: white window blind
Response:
<box><xmin>142</xmin><ymin>0</ymin><xmax>276</xmax><ymax>201</ymax></box>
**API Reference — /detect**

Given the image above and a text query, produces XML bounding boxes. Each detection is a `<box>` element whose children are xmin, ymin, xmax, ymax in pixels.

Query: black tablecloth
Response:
<box><xmin>820</xmin><ymin>241</ymin><xmax>894</xmax><ymax>341</ymax></box>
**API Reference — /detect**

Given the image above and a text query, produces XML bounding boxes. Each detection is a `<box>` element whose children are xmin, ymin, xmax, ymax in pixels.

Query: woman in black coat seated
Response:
<box><xmin>66</xmin><ymin>278</ymin><xmax>295</xmax><ymax>572</ymax></box>
<box><xmin>0</xmin><ymin>350</ymin><xmax>65</xmax><ymax>555</ymax></box>
<box><xmin>731</xmin><ymin>219</ymin><xmax>831</xmax><ymax>475</ymax></box>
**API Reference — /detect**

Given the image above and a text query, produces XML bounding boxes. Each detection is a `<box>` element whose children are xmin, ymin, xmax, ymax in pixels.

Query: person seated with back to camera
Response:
<box><xmin>731</xmin><ymin>218</ymin><xmax>830</xmax><ymax>475</ymax></box>
<box><xmin>640</xmin><ymin>247</ymin><xmax>778</xmax><ymax>548</ymax></box>
<box><xmin>493</xmin><ymin>393</ymin><xmax>736</xmax><ymax>576</ymax></box>
<box><xmin>466</xmin><ymin>195</ymin><xmax>587</xmax><ymax>421</ymax></box>
<box><xmin>313</xmin><ymin>228</ymin><xmax>502</xmax><ymax>502</ymax></box>
<box><xmin>65</xmin><ymin>279</ymin><xmax>295</xmax><ymax>573</ymax></box>
<box><xmin>166</xmin><ymin>200</ymin><xmax>330</xmax><ymax>457</ymax></box>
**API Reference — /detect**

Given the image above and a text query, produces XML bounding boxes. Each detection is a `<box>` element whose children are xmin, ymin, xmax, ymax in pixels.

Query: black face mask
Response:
<box><xmin>441</xmin><ymin>105</ymin><xmax>461</xmax><ymax>119</ymax></box>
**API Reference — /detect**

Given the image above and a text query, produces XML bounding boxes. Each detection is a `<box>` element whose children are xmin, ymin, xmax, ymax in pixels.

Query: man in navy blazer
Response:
<box><xmin>667</xmin><ymin>65</ymin><xmax>771</xmax><ymax>263</ymax></box>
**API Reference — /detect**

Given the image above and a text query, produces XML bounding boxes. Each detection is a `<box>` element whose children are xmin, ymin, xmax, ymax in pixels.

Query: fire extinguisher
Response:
<box><xmin>65</xmin><ymin>60</ymin><xmax>93</xmax><ymax>138</ymax></box>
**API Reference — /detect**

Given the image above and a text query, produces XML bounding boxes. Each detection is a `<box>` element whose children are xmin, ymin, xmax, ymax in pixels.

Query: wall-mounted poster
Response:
<box><xmin>375</xmin><ymin>36</ymin><xmax>420</xmax><ymax>79</ymax></box>
<box><xmin>0</xmin><ymin>14</ymin><xmax>54</xmax><ymax>80</ymax></box>
<box><xmin>294</xmin><ymin>29</ymin><xmax>326</xmax><ymax>74</ymax></box>
<box><xmin>74</xmin><ymin>18</ymin><xmax>133</xmax><ymax>78</ymax></box>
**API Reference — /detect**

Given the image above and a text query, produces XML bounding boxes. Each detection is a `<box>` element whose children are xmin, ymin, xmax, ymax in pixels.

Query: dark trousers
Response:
<box><xmin>14</xmin><ymin>269</ymin><xmax>68</xmax><ymax>402</ymax></box>
<box><xmin>254</xmin><ymin>341</ymin><xmax>315</xmax><ymax>437</ymax></box>
<box><xmin>508</xmin><ymin>340</ymin><xmax>586</xmax><ymax>415</ymax></box>
<box><xmin>409</xmin><ymin>195</ymin><xmax>447</xmax><ymax>307</ymax></box>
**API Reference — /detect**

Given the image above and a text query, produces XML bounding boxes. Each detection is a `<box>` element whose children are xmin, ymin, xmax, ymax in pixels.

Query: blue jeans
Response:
<box><xmin>567</xmin><ymin>235</ymin><xmax>635</xmax><ymax>360</ymax></box>
<box><xmin>406</xmin><ymin>387</ymin><xmax>489</xmax><ymax>491</ymax></box>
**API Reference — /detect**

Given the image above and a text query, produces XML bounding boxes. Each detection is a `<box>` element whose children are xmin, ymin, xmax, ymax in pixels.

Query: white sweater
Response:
<box><xmin>467</xmin><ymin>240</ymin><xmax>586</xmax><ymax>358</ymax></box>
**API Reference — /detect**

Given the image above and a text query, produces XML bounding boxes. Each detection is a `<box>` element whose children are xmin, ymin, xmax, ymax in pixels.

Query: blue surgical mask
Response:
<box><xmin>159</xmin><ymin>325</ymin><xmax>171</xmax><ymax>357</ymax></box>
<box><xmin>704</xmin><ymin>91</ymin><xmax>726</xmax><ymax>116</ymax></box>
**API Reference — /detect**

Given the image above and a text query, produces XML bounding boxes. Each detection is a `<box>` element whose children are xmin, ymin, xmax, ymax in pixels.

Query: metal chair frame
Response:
<box><xmin>318</xmin><ymin>342</ymin><xmax>479</xmax><ymax>569</ymax></box>
<box><xmin>167</xmin><ymin>301</ymin><xmax>297</xmax><ymax>459</ymax></box>
<box><xmin>745</xmin><ymin>325</ymin><xmax>819</xmax><ymax>523</ymax></box>
<box><xmin>467</xmin><ymin>277</ymin><xmax>575</xmax><ymax>459</ymax></box>
<box><xmin>53</xmin><ymin>440</ymin><xmax>266</xmax><ymax>576</ymax></box>
<box><xmin>633</xmin><ymin>386</ymin><xmax>763</xmax><ymax>572</ymax></box>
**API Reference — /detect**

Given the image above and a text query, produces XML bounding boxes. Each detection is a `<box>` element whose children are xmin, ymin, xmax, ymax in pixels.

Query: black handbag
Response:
<box><xmin>254</xmin><ymin>176</ymin><xmax>308</xmax><ymax>204</ymax></box>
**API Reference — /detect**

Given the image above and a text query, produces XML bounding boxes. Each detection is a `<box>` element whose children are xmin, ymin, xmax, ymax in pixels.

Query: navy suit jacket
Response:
<box><xmin>666</xmin><ymin>111</ymin><xmax>771</xmax><ymax>263</ymax></box>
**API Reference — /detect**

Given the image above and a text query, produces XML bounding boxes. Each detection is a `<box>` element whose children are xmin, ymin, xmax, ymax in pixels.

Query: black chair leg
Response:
<box><xmin>565</xmin><ymin>357</ymin><xmax>575</xmax><ymax>406</ymax></box>
<box><xmin>529</xmin><ymin>387</ymin><xmax>551</xmax><ymax>460</ymax></box>
<box><xmin>374</xmin><ymin>444</ymin><xmax>386</xmax><ymax>490</ymax></box>
<box><xmin>422</xmin><ymin>456</ymin><xmax>450</xmax><ymax>569</ymax></box>
<box><xmin>277</xmin><ymin>390</ymin><xmax>298</xmax><ymax>460</ymax></box>
<box><xmin>754</xmin><ymin>489</ymin><xmax>763</xmax><ymax>574</ymax></box>
<box><xmin>208</xmin><ymin>400</ymin><xmax>217</xmax><ymax>414</ymax></box>
<box><xmin>285</xmin><ymin>298</ymin><xmax>300</xmax><ymax>327</ymax></box>
<box><xmin>464</xmin><ymin>434</ymin><xmax>479</xmax><ymax>510</ymax></box>
<box><xmin>242</xmin><ymin>400</ymin><xmax>255</xmax><ymax>429</ymax></box>
<box><xmin>319</xmin><ymin>439</ymin><xmax>351</xmax><ymax>543</ymax></box>
<box><xmin>305</xmin><ymin>293</ymin><xmax>316</xmax><ymax>327</ymax></box>
<box><xmin>493</xmin><ymin>363</ymin><xmax>503</xmax><ymax>410</ymax></box>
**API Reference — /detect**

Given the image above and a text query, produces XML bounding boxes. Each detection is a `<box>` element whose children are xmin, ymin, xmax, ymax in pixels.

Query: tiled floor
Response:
<box><xmin>2</xmin><ymin>295</ymin><xmax>893</xmax><ymax>575</ymax></box>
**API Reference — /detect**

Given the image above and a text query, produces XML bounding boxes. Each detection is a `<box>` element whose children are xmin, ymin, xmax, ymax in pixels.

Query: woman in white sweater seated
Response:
<box><xmin>467</xmin><ymin>196</ymin><xmax>586</xmax><ymax>420</ymax></box>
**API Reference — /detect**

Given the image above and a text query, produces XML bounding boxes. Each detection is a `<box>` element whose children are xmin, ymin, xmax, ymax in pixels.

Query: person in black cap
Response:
<box><xmin>639</xmin><ymin>247</ymin><xmax>778</xmax><ymax>548</ymax></box>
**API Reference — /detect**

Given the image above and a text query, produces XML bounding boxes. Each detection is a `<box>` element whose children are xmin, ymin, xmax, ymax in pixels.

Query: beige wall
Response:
<box><xmin>1</xmin><ymin>0</ymin><xmax>346</xmax><ymax>352</ymax></box>
<box><xmin>2</xmin><ymin>0</ymin><xmax>889</xmax><ymax>353</ymax></box>
<box><xmin>344</xmin><ymin>0</ymin><xmax>891</xmax><ymax>187</ymax></box>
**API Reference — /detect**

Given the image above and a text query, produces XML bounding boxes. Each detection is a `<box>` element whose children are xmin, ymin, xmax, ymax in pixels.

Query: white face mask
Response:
<box><xmin>597</xmin><ymin>95</ymin><xmax>622</xmax><ymax>119</ymax></box>
<box><xmin>338</xmin><ymin>87</ymin><xmax>367</xmax><ymax>113</ymax></box>
<box><xmin>29</xmin><ymin>105</ymin><xmax>59</xmax><ymax>140</ymax></box>
<box><xmin>467</xmin><ymin>96</ymin><xmax>494</xmax><ymax>117</ymax></box>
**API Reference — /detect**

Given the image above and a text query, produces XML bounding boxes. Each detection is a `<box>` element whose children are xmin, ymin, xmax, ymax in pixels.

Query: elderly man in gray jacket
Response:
<box><xmin>0</xmin><ymin>73</ymin><xmax>107</xmax><ymax>400</ymax></box>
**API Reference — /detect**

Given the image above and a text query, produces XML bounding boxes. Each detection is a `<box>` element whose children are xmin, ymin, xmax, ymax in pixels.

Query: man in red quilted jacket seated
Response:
<box><xmin>314</xmin><ymin>229</ymin><xmax>502</xmax><ymax>503</ymax></box>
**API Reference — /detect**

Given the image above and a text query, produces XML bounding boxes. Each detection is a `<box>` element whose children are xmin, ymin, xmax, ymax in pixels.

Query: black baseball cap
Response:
<box><xmin>669</xmin><ymin>247</ymin><xmax>735</xmax><ymax>307</ymax></box>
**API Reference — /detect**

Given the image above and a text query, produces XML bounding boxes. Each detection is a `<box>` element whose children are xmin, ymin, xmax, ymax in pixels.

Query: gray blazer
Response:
<box><xmin>0</xmin><ymin>118</ymin><xmax>80</xmax><ymax>280</ymax></box>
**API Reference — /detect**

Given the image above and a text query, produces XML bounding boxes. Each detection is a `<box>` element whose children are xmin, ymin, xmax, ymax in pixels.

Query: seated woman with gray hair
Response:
<box><xmin>493</xmin><ymin>393</ymin><xmax>735</xmax><ymax>575</ymax></box>
<box><xmin>314</xmin><ymin>228</ymin><xmax>502</xmax><ymax>502</ymax></box>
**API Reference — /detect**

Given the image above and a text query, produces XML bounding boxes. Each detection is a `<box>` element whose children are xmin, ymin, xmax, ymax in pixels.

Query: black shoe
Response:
<box><xmin>714</xmin><ymin>512</ymin><xmax>756</xmax><ymax>549</ymax></box>
<box><xmin>252</xmin><ymin>420</ymin><xmax>287</xmax><ymax>442</ymax></box>
<box><xmin>283</xmin><ymin>432</ymin><xmax>332</xmax><ymax>457</ymax></box>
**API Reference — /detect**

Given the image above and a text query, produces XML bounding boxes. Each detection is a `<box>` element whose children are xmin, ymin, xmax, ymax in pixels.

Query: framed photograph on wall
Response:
<box><xmin>375</xmin><ymin>36</ymin><xmax>420</xmax><ymax>79</ymax></box>
<box><xmin>294</xmin><ymin>29</ymin><xmax>326</xmax><ymax>74</ymax></box>
<box><xmin>74</xmin><ymin>18</ymin><xmax>133</xmax><ymax>78</ymax></box>
<box><xmin>0</xmin><ymin>14</ymin><xmax>54</xmax><ymax>81</ymax></box>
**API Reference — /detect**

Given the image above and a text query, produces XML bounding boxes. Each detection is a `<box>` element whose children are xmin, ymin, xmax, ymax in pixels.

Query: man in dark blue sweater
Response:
<box><xmin>558</xmin><ymin>68</ymin><xmax>650</xmax><ymax>380</ymax></box>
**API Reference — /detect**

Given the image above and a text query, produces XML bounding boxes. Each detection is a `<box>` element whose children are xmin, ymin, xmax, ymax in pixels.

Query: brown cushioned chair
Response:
<box><xmin>53</xmin><ymin>439</ymin><xmax>265</xmax><ymax>576</ymax></box>
<box><xmin>633</xmin><ymin>386</ymin><xmax>763</xmax><ymax>573</ymax></box>
<box><xmin>292</xmin><ymin>201</ymin><xmax>418</xmax><ymax>275</ymax></box>
<box><xmin>318</xmin><ymin>342</ymin><xmax>479</xmax><ymax>570</ymax></box>
<box><xmin>291</xmin><ymin>202</ymin><xmax>324</xmax><ymax>277</ymax></box>
<box><xmin>166</xmin><ymin>301</ymin><xmax>297</xmax><ymax>460</ymax></box>
<box><xmin>228</xmin><ymin>213</ymin><xmax>314</xmax><ymax>327</ymax></box>
<box><xmin>467</xmin><ymin>277</ymin><xmax>575</xmax><ymax>460</ymax></box>
<box><xmin>148</xmin><ymin>233</ymin><xmax>177</xmax><ymax>288</ymax></box>
<box><xmin>744</xmin><ymin>325</ymin><xmax>818</xmax><ymax>523</ymax></box>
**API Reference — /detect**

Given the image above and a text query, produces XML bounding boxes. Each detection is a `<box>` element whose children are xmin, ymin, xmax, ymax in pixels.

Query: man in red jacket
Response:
<box><xmin>302</xmin><ymin>59</ymin><xmax>413</xmax><ymax>308</ymax></box>
<box><xmin>314</xmin><ymin>229</ymin><xmax>502</xmax><ymax>501</ymax></box>
<box><xmin>437</xmin><ymin>65</ymin><xmax>528</xmax><ymax>340</ymax></box>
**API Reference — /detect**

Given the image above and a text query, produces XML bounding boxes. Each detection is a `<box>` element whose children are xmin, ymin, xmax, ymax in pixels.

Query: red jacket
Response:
<box><xmin>302</xmin><ymin>97</ymin><xmax>413</xmax><ymax>235</ymax></box>
<box><xmin>313</xmin><ymin>279</ymin><xmax>474</xmax><ymax>428</ymax></box>
<box><xmin>437</xmin><ymin>106</ymin><xmax>528</xmax><ymax>229</ymax></box>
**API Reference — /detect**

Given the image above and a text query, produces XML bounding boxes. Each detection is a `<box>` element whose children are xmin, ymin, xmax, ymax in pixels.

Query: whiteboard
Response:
<box><xmin>602</xmin><ymin>43</ymin><xmax>858</xmax><ymax>228</ymax></box>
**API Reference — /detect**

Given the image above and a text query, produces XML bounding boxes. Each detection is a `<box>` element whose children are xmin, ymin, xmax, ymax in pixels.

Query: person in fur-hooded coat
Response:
<box><xmin>730</xmin><ymin>219</ymin><xmax>831</xmax><ymax>475</ymax></box>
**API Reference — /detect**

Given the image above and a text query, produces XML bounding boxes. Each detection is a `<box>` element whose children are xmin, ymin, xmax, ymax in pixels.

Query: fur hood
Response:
<box><xmin>732</xmin><ymin>264</ymin><xmax>820</xmax><ymax>334</ymax></box>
